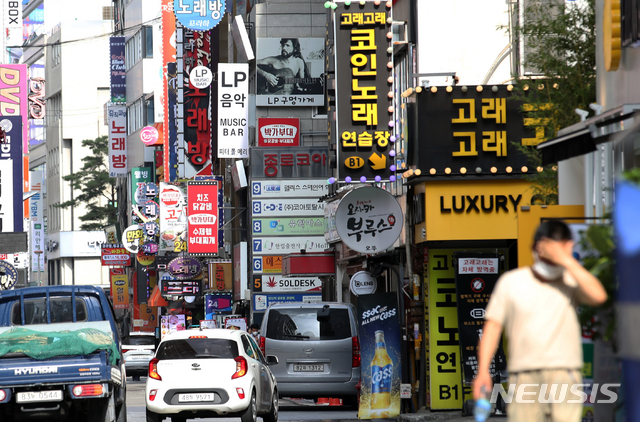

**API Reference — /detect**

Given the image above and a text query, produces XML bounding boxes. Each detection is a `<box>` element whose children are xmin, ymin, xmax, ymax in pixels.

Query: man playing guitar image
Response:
<box><xmin>257</xmin><ymin>38</ymin><xmax>321</xmax><ymax>95</ymax></box>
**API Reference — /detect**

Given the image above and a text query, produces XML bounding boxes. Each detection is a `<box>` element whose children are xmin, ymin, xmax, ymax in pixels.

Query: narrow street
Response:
<box><xmin>125</xmin><ymin>378</ymin><xmax>360</xmax><ymax>422</ymax></box>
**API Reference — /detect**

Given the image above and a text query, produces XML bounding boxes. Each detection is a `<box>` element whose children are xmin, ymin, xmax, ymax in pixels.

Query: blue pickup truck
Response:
<box><xmin>0</xmin><ymin>286</ymin><xmax>127</xmax><ymax>422</ymax></box>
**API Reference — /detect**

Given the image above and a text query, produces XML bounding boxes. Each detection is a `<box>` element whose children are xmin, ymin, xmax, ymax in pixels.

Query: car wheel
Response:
<box><xmin>116</xmin><ymin>400</ymin><xmax>127</xmax><ymax>422</ymax></box>
<box><xmin>89</xmin><ymin>396</ymin><xmax>116</xmax><ymax>422</ymax></box>
<box><xmin>146</xmin><ymin>409</ymin><xmax>161</xmax><ymax>422</ymax></box>
<box><xmin>240</xmin><ymin>391</ymin><xmax>257</xmax><ymax>422</ymax></box>
<box><xmin>263</xmin><ymin>391</ymin><xmax>278</xmax><ymax>422</ymax></box>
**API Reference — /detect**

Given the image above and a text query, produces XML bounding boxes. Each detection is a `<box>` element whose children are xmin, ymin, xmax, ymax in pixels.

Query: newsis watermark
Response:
<box><xmin>488</xmin><ymin>383</ymin><xmax>621</xmax><ymax>404</ymax></box>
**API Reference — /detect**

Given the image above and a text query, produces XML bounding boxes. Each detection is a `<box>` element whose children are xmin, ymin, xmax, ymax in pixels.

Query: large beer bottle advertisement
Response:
<box><xmin>357</xmin><ymin>292</ymin><xmax>401</xmax><ymax>419</ymax></box>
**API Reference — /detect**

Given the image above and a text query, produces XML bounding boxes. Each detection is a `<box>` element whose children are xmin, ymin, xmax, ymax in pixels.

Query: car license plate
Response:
<box><xmin>293</xmin><ymin>364</ymin><xmax>324</xmax><ymax>372</ymax></box>
<box><xmin>16</xmin><ymin>390</ymin><xmax>63</xmax><ymax>403</ymax></box>
<box><xmin>178</xmin><ymin>393</ymin><xmax>215</xmax><ymax>402</ymax></box>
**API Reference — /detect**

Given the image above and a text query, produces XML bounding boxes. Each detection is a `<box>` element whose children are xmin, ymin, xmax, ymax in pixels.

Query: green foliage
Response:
<box><xmin>508</xmin><ymin>0</ymin><xmax>596</xmax><ymax>205</ymax></box>
<box><xmin>54</xmin><ymin>136</ymin><xmax>117</xmax><ymax>231</ymax></box>
<box><xmin>578</xmin><ymin>170</ymin><xmax>640</xmax><ymax>351</ymax></box>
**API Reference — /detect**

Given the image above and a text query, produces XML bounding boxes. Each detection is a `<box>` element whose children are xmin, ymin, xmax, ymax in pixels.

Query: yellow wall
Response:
<box><xmin>416</xmin><ymin>180</ymin><xmax>534</xmax><ymax>242</ymax></box>
<box><xmin>516</xmin><ymin>205</ymin><xmax>585</xmax><ymax>267</ymax></box>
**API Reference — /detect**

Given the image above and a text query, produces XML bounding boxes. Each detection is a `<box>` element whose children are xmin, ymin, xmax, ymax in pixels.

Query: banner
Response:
<box><xmin>252</xmin><ymin>217</ymin><xmax>324</xmax><ymax>236</ymax></box>
<box><xmin>454</xmin><ymin>254</ymin><xmax>505</xmax><ymax>387</ymax></box>
<box><xmin>0</xmin><ymin>115</ymin><xmax>23</xmax><ymax>232</ymax></box>
<box><xmin>357</xmin><ymin>292</ymin><xmax>401</xmax><ymax>419</ymax></box>
<box><xmin>161</xmin><ymin>0</ymin><xmax>177</xmax><ymax>182</ymax></box>
<box><xmin>187</xmin><ymin>181</ymin><xmax>219</xmax><ymax>255</ymax></box>
<box><xmin>109</xmin><ymin>37</ymin><xmax>126</xmax><ymax>103</ymax></box>
<box><xmin>159</xmin><ymin>182</ymin><xmax>187</xmax><ymax>252</ymax></box>
<box><xmin>253</xmin><ymin>293</ymin><xmax>321</xmax><ymax>311</ymax></box>
<box><xmin>108</xmin><ymin>105</ymin><xmax>128</xmax><ymax>177</ymax></box>
<box><xmin>217</xmin><ymin>63</ymin><xmax>249</xmax><ymax>158</ymax></box>
<box><xmin>0</xmin><ymin>63</ymin><xmax>28</xmax><ymax>155</ymax></box>
<box><xmin>110</xmin><ymin>268</ymin><xmax>129</xmax><ymax>309</ymax></box>
<box><xmin>255</xmin><ymin>38</ymin><xmax>324</xmax><ymax>107</ymax></box>
<box><xmin>101</xmin><ymin>245</ymin><xmax>131</xmax><ymax>266</ymax></box>
<box><xmin>167</xmin><ymin>62</ymin><xmax>178</xmax><ymax>182</ymax></box>
<box><xmin>205</xmin><ymin>293</ymin><xmax>233</xmax><ymax>318</ymax></box>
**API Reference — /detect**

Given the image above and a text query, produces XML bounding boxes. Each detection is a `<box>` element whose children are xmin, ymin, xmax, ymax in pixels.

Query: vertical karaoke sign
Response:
<box><xmin>357</xmin><ymin>292</ymin><xmax>401</xmax><ymax>419</ymax></box>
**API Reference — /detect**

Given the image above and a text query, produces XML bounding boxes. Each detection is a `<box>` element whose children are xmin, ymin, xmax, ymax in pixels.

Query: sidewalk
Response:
<box><xmin>396</xmin><ymin>409</ymin><xmax>475</xmax><ymax>422</ymax></box>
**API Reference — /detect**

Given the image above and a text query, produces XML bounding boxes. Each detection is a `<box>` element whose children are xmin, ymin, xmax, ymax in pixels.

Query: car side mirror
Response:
<box><xmin>266</xmin><ymin>355</ymin><xmax>279</xmax><ymax>365</ymax></box>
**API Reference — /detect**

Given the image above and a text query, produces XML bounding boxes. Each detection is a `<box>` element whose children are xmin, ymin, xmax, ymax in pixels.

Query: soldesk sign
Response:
<box><xmin>334</xmin><ymin>2</ymin><xmax>394</xmax><ymax>183</ymax></box>
<box><xmin>253</xmin><ymin>275</ymin><xmax>322</xmax><ymax>293</ymax></box>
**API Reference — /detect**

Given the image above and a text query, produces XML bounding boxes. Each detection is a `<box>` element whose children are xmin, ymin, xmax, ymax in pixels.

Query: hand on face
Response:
<box><xmin>535</xmin><ymin>237</ymin><xmax>574</xmax><ymax>267</ymax></box>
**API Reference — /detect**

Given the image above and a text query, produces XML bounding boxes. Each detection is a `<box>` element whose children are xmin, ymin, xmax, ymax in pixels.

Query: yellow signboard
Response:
<box><xmin>427</xmin><ymin>250</ymin><xmax>462</xmax><ymax>410</ymax></box>
<box><xmin>421</xmin><ymin>179</ymin><xmax>533</xmax><ymax>241</ymax></box>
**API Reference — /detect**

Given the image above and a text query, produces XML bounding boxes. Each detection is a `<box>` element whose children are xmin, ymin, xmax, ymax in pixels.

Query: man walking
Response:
<box><xmin>473</xmin><ymin>220</ymin><xmax>607</xmax><ymax>422</ymax></box>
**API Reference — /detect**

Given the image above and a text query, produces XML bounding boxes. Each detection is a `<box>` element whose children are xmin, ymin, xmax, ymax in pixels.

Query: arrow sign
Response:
<box><xmin>369</xmin><ymin>153</ymin><xmax>387</xmax><ymax>170</ymax></box>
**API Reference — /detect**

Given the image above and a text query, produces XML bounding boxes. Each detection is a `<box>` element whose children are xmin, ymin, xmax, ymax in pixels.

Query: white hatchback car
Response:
<box><xmin>145</xmin><ymin>329</ymin><xmax>279</xmax><ymax>422</ymax></box>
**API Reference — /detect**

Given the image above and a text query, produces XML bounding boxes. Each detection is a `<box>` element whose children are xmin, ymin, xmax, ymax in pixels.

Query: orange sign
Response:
<box><xmin>110</xmin><ymin>269</ymin><xmax>129</xmax><ymax>309</ymax></box>
<box><xmin>262</xmin><ymin>255</ymin><xmax>282</xmax><ymax>273</ymax></box>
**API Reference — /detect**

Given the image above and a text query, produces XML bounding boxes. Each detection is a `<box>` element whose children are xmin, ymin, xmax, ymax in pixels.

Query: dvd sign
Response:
<box><xmin>258</xmin><ymin>118</ymin><xmax>300</xmax><ymax>147</ymax></box>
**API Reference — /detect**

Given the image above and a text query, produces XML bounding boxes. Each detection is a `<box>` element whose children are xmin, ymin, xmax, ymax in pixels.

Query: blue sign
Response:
<box><xmin>205</xmin><ymin>293</ymin><xmax>233</xmax><ymax>318</ymax></box>
<box><xmin>252</xmin><ymin>293</ymin><xmax>322</xmax><ymax>312</ymax></box>
<box><xmin>109</xmin><ymin>37</ymin><xmax>126</xmax><ymax>103</ymax></box>
<box><xmin>174</xmin><ymin>0</ymin><xmax>225</xmax><ymax>31</ymax></box>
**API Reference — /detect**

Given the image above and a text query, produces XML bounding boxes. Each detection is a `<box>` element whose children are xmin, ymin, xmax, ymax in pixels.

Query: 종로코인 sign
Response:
<box><xmin>333</xmin><ymin>186</ymin><xmax>403</xmax><ymax>254</ymax></box>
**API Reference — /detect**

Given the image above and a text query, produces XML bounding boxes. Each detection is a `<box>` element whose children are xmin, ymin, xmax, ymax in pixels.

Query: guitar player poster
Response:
<box><xmin>256</xmin><ymin>37</ymin><xmax>325</xmax><ymax>107</ymax></box>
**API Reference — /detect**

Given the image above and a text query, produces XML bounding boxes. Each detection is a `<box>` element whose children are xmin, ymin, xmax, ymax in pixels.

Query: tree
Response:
<box><xmin>509</xmin><ymin>0</ymin><xmax>596</xmax><ymax>204</ymax></box>
<box><xmin>55</xmin><ymin>136</ymin><xmax>118</xmax><ymax>231</ymax></box>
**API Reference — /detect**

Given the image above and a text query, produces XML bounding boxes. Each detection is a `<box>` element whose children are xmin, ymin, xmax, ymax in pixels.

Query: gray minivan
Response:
<box><xmin>258</xmin><ymin>302</ymin><xmax>360</xmax><ymax>406</ymax></box>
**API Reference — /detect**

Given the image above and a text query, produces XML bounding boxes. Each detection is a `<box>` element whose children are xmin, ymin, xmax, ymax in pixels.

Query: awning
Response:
<box><xmin>537</xmin><ymin>104</ymin><xmax>640</xmax><ymax>165</ymax></box>
<box><xmin>148</xmin><ymin>285</ymin><xmax>169</xmax><ymax>307</ymax></box>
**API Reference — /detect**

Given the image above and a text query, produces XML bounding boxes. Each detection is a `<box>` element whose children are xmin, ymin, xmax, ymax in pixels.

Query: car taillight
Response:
<box><xmin>232</xmin><ymin>356</ymin><xmax>247</xmax><ymax>379</ymax></box>
<box><xmin>352</xmin><ymin>336</ymin><xmax>361</xmax><ymax>368</ymax></box>
<box><xmin>189</xmin><ymin>336</ymin><xmax>207</xmax><ymax>338</ymax></box>
<box><xmin>149</xmin><ymin>389</ymin><xmax>158</xmax><ymax>401</ymax></box>
<box><xmin>0</xmin><ymin>389</ymin><xmax>6</xmax><ymax>401</ymax></box>
<box><xmin>236</xmin><ymin>388</ymin><xmax>245</xmax><ymax>399</ymax></box>
<box><xmin>259</xmin><ymin>336</ymin><xmax>265</xmax><ymax>356</ymax></box>
<box><xmin>122</xmin><ymin>349</ymin><xmax>130</xmax><ymax>354</ymax></box>
<box><xmin>72</xmin><ymin>384</ymin><xmax>104</xmax><ymax>397</ymax></box>
<box><xmin>149</xmin><ymin>358</ymin><xmax>162</xmax><ymax>380</ymax></box>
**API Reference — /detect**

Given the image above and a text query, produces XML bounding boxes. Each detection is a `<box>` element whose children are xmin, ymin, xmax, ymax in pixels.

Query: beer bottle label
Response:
<box><xmin>371</xmin><ymin>364</ymin><xmax>392</xmax><ymax>394</ymax></box>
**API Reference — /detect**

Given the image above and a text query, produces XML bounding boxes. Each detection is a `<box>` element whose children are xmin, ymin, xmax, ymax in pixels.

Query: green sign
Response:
<box><xmin>131</xmin><ymin>167</ymin><xmax>153</xmax><ymax>206</ymax></box>
<box><xmin>252</xmin><ymin>217</ymin><xmax>324</xmax><ymax>236</ymax></box>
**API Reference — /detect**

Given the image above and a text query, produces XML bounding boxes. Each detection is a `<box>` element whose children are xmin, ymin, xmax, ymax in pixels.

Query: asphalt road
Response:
<box><xmin>125</xmin><ymin>377</ymin><xmax>360</xmax><ymax>422</ymax></box>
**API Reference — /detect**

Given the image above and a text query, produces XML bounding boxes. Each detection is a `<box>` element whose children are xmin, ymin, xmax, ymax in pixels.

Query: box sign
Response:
<box><xmin>109</xmin><ymin>37</ymin><xmax>126</xmax><ymax>103</ymax></box>
<box><xmin>281</xmin><ymin>252</ymin><xmax>335</xmax><ymax>277</ymax></box>
<box><xmin>174</xmin><ymin>0</ymin><xmax>225</xmax><ymax>31</ymax></box>
<box><xmin>252</xmin><ymin>255</ymin><xmax>282</xmax><ymax>274</ymax></box>
<box><xmin>334</xmin><ymin>3</ymin><xmax>393</xmax><ymax>183</ymax></box>
<box><xmin>108</xmin><ymin>105</ymin><xmax>128</xmax><ymax>177</ymax></box>
<box><xmin>413</xmin><ymin>85</ymin><xmax>536</xmax><ymax>177</ymax></box>
<box><xmin>255</xmin><ymin>38</ymin><xmax>325</xmax><ymax>107</ymax></box>
<box><xmin>258</xmin><ymin>118</ymin><xmax>300</xmax><ymax>147</ymax></box>
<box><xmin>207</xmin><ymin>261</ymin><xmax>232</xmax><ymax>291</ymax></box>
<box><xmin>252</xmin><ymin>217</ymin><xmax>324</xmax><ymax>236</ymax></box>
<box><xmin>251</xmin><ymin>179</ymin><xmax>329</xmax><ymax>198</ymax></box>
<box><xmin>110</xmin><ymin>269</ymin><xmax>129</xmax><ymax>309</ymax></box>
<box><xmin>0</xmin><ymin>116</ymin><xmax>23</xmax><ymax>233</ymax></box>
<box><xmin>161</xmin><ymin>279</ymin><xmax>202</xmax><ymax>296</ymax></box>
<box><xmin>253</xmin><ymin>293</ymin><xmax>322</xmax><ymax>312</ymax></box>
<box><xmin>252</xmin><ymin>198</ymin><xmax>325</xmax><ymax>217</ymax></box>
<box><xmin>187</xmin><ymin>181</ymin><xmax>219</xmax><ymax>256</ymax></box>
<box><xmin>254</xmin><ymin>275</ymin><xmax>322</xmax><ymax>293</ymax></box>
<box><xmin>101</xmin><ymin>245</ymin><xmax>132</xmax><ymax>266</ymax></box>
<box><xmin>252</xmin><ymin>236</ymin><xmax>328</xmax><ymax>255</ymax></box>
<box><xmin>250</xmin><ymin>147</ymin><xmax>330</xmax><ymax>179</ymax></box>
<box><xmin>0</xmin><ymin>65</ymin><xmax>28</xmax><ymax>154</ymax></box>
<box><xmin>421</xmin><ymin>179</ymin><xmax>534</xmax><ymax>241</ymax></box>
<box><xmin>333</xmin><ymin>186</ymin><xmax>403</xmax><ymax>254</ymax></box>
<box><xmin>217</xmin><ymin>63</ymin><xmax>249</xmax><ymax>158</ymax></box>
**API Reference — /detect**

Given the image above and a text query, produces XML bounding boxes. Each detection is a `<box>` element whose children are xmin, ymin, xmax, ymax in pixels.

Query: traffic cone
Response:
<box><xmin>316</xmin><ymin>397</ymin><xmax>330</xmax><ymax>405</ymax></box>
<box><xmin>329</xmin><ymin>398</ymin><xmax>342</xmax><ymax>406</ymax></box>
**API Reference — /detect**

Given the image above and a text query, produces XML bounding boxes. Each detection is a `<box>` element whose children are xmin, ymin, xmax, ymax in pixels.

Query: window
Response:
<box><xmin>12</xmin><ymin>298</ymin><xmax>87</xmax><ymax>325</ymax></box>
<box><xmin>156</xmin><ymin>338</ymin><xmax>239</xmax><ymax>360</ymax></box>
<box><xmin>125</xmin><ymin>27</ymin><xmax>153</xmax><ymax>70</ymax></box>
<box><xmin>127</xmin><ymin>97</ymin><xmax>143</xmax><ymax>134</ymax></box>
<box><xmin>102</xmin><ymin>6</ymin><xmax>113</xmax><ymax>20</ymax></box>
<box><xmin>122</xmin><ymin>335</ymin><xmax>155</xmax><ymax>346</ymax></box>
<box><xmin>145</xmin><ymin>96</ymin><xmax>155</xmax><ymax>125</ymax></box>
<box><xmin>241</xmin><ymin>335</ymin><xmax>258</xmax><ymax>360</ymax></box>
<box><xmin>265</xmin><ymin>308</ymin><xmax>352</xmax><ymax>341</ymax></box>
<box><xmin>50</xmin><ymin>43</ymin><xmax>61</xmax><ymax>67</ymax></box>
<box><xmin>46</xmin><ymin>93</ymin><xmax>61</xmax><ymax>125</ymax></box>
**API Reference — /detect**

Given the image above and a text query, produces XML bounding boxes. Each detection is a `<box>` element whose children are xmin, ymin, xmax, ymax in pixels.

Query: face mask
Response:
<box><xmin>531</xmin><ymin>252</ymin><xmax>564</xmax><ymax>280</ymax></box>
<box><xmin>252</xmin><ymin>331</ymin><xmax>259</xmax><ymax>337</ymax></box>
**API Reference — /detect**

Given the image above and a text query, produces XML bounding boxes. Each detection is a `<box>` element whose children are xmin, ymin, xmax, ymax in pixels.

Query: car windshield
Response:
<box><xmin>156</xmin><ymin>338</ymin><xmax>239</xmax><ymax>360</ymax></box>
<box><xmin>123</xmin><ymin>336</ymin><xmax>155</xmax><ymax>346</ymax></box>
<box><xmin>265</xmin><ymin>308</ymin><xmax>351</xmax><ymax>341</ymax></box>
<box><xmin>11</xmin><ymin>298</ymin><xmax>88</xmax><ymax>325</ymax></box>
